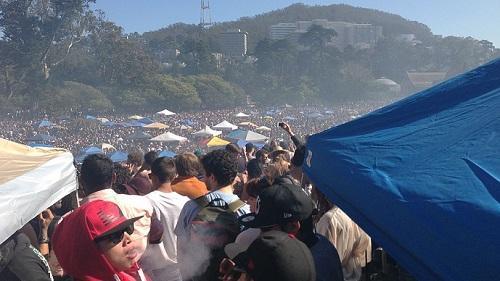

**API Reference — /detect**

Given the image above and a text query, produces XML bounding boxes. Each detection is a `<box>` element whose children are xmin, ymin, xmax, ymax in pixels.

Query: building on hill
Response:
<box><xmin>270</xmin><ymin>19</ymin><xmax>383</xmax><ymax>50</ymax></box>
<box><xmin>220</xmin><ymin>29</ymin><xmax>248</xmax><ymax>58</ymax></box>
<box><xmin>269</xmin><ymin>23</ymin><xmax>297</xmax><ymax>40</ymax></box>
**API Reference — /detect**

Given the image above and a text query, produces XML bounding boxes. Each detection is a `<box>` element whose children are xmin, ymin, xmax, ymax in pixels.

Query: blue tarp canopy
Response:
<box><xmin>303</xmin><ymin>59</ymin><xmax>500</xmax><ymax>281</ymax></box>
<box><xmin>86</xmin><ymin>115</ymin><xmax>97</xmax><ymax>120</ymax></box>
<box><xmin>38</xmin><ymin>120</ymin><xmax>54</xmax><ymax>128</ymax></box>
<box><xmin>110</xmin><ymin>151</ymin><xmax>128</xmax><ymax>163</ymax></box>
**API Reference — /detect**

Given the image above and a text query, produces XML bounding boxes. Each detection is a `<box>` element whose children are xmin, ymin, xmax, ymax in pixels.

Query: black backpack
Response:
<box><xmin>188</xmin><ymin>196</ymin><xmax>245</xmax><ymax>281</ymax></box>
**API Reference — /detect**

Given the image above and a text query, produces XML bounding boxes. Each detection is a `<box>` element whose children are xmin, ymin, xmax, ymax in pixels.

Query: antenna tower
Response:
<box><xmin>200</xmin><ymin>0</ymin><xmax>212</xmax><ymax>28</ymax></box>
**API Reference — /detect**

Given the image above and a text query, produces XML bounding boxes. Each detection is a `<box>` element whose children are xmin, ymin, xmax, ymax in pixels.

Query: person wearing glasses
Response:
<box><xmin>52</xmin><ymin>200</ymin><xmax>148</xmax><ymax>281</ymax></box>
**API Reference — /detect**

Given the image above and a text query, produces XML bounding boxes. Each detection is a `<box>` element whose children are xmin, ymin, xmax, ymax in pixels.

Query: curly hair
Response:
<box><xmin>201</xmin><ymin>149</ymin><xmax>238</xmax><ymax>187</ymax></box>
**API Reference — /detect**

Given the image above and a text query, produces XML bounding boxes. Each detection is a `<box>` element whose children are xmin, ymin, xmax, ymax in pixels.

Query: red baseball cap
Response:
<box><xmin>85</xmin><ymin>200</ymin><xmax>142</xmax><ymax>241</ymax></box>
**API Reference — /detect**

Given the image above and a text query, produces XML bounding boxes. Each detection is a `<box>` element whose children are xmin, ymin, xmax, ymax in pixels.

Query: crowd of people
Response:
<box><xmin>0</xmin><ymin>101</ymin><xmax>391</xmax><ymax>157</ymax></box>
<box><xmin>1</xmin><ymin>100</ymin><xmax>399</xmax><ymax>281</ymax></box>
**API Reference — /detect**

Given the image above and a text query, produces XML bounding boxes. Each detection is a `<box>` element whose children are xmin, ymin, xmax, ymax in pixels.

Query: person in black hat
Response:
<box><xmin>221</xmin><ymin>230</ymin><xmax>316</xmax><ymax>281</ymax></box>
<box><xmin>238</xmin><ymin>183</ymin><xmax>344</xmax><ymax>281</ymax></box>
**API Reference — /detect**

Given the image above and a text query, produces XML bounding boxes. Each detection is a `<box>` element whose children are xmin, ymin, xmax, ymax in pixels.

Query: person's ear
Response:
<box><xmin>111</xmin><ymin>173</ymin><xmax>117</xmax><ymax>186</ymax></box>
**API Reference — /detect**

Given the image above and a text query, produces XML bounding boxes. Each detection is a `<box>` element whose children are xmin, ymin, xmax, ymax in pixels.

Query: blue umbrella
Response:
<box><xmin>110</xmin><ymin>151</ymin><xmax>128</xmax><ymax>163</ymax></box>
<box><xmin>158</xmin><ymin>150</ymin><xmax>176</xmax><ymax>158</ymax></box>
<box><xmin>86</xmin><ymin>115</ymin><xmax>97</xmax><ymax>120</ymax></box>
<box><xmin>80</xmin><ymin>146</ymin><xmax>103</xmax><ymax>155</ymax></box>
<box><xmin>27</xmin><ymin>142</ymin><xmax>53</xmax><ymax>148</ymax></box>
<box><xmin>181</xmin><ymin>119</ymin><xmax>194</xmax><ymax>126</ymax></box>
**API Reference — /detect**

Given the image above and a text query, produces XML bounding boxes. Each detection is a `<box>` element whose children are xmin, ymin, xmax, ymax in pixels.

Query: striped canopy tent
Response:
<box><xmin>144</xmin><ymin>122</ymin><xmax>169</xmax><ymax>129</ymax></box>
<box><xmin>0</xmin><ymin>139</ymin><xmax>77</xmax><ymax>243</ymax></box>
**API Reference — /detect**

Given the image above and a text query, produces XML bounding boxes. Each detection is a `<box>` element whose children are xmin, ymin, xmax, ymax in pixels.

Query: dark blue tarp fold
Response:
<box><xmin>303</xmin><ymin>58</ymin><xmax>500</xmax><ymax>281</ymax></box>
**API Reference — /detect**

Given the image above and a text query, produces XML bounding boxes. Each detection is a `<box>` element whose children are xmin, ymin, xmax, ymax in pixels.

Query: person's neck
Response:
<box><xmin>214</xmin><ymin>184</ymin><xmax>234</xmax><ymax>194</ymax></box>
<box><xmin>157</xmin><ymin>182</ymin><xmax>173</xmax><ymax>193</ymax></box>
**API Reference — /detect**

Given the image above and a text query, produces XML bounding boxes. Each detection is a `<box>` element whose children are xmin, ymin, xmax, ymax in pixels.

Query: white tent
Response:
<box><xmin>235</xmin><ymin>112</ymin><xmax>250</xmax><ymax>117</ymax></box>
<box><xmin>192</xmin><ymin>126</ymin><xmax>222</xmax><ymax>138</ymax></box>
<box><xmin>245</xmin><ymin>131</ymin><xmax>269</xmax><ymax>142</ymax></box>
<box><xmin>128</xmin><ymin>115</ymin><xmax>144</xmax><ymax>120</ymax></box>
<box><xmin>179</xmin><ymin>125</ymin><xmax>192</xmax><ymax>130</ymax></box>
<box><xmin>156</xmin><ymin>109</ymin><xmax>176</xmax><ymax>116</ymax></box>
<box><xmin>213</xmin><ymin>120</ymin><xmax>238</xmax><ymax>131</ymax></box>
<box><xmin>150</xmin><ymin>132</ymin><xmax>187</xmax><ymax>142</ymax></box>
<box><xmin>0</xmin><ymin>139</ymin><xmax>77</xmax><ymax>243</ymax></box>
<box><xmin>255</xmin><ymin>126</ymin><xmax>272</xmax><ymax>132</ymax></box>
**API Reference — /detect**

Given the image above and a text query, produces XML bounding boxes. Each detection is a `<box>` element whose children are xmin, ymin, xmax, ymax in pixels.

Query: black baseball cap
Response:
<box><xmin>232</xmin><ymin>230</ymin><xmax>316</xmax><ymax>281</ymax></box>
<box><xmin>239</xmin><ymin>183</ymin><xmax>313</xmax><ymax>228</ymax></box>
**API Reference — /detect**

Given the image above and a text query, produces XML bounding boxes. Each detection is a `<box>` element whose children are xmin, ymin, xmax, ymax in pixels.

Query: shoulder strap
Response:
<box><xmin>228</xmin><ymin>199</ymin><xmax>245</xmax><ymax>213</ymax></box>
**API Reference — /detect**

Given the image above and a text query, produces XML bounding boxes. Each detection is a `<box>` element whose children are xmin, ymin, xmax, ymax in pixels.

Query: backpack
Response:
<box><xmin>188</xmin><ymin>195</ymin><xmax>245</xmax><ymax>281</ymax></box>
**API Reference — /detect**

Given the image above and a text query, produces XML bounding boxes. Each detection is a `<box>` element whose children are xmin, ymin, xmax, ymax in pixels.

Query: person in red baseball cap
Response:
<box><xmin>53</xmin><ymin>200</ymin><xmax>147</xmax><ymax>281</ymax></box>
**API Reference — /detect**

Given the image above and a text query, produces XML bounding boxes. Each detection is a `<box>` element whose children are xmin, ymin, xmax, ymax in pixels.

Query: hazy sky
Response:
<box><xmin>93</xmin><ymin>0</ymin><xmax>500</xmax><ymax>47</ymax></box>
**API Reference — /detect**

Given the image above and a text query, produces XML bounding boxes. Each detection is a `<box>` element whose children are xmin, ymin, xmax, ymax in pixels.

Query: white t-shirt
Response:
<box><xmin>142</xmin><ymin>190</ymin><xmax>190</xmax><ymax>281</ymax></box>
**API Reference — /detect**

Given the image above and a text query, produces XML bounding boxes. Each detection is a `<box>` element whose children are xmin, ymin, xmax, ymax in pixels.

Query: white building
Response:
<box><xmin>270</xmin><ymin>19</ymin><xmax>383</xmax><ymax>50</ymax></box>
<box><xmin>220</xmin><ymin>29</ymin><xmax>248</xmax><ymax>57</ymax></box>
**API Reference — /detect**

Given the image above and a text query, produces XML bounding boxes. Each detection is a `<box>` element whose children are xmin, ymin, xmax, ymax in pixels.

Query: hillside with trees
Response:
<box><xmin>0</xmin><ymin>1</ymin><xmax>498</xmax><ymax>113</ymax></box>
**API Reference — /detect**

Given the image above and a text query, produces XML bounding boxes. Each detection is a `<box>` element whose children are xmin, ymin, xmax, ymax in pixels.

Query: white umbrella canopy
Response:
<box><xmin>150</xmin><ymin>132</ymin><xmax>187</xmax><ymax>142</ymax></box>
<box><xmin>179</xmin><ymin>125</ymin><xmax>192</xmax><ymax>130</ymax></box>
<box><xmin>156</xmin><ymin>109</ymin><xmax>176</xmax><ymax>116</ymax></box>
<box><xmin>213</xmin><ymin>120</ymin><xmax>238</xmax><ymax>131</ymax></box>
<box><xmin>192</xmin><ymin>126</ymin><xmax>222</xmax><ymax>137</ymax></box>
<box><xmin>255</xmin><ymin>126</ymin><xmax>272</xmax><ymax>132</ymax></box>
<box><xmin>235</xmin><ymin>112</ymin><xmax>250</xmax><ymax>117</ymax></box>
<box><xmin>144</xmin><ymin>122</ymin><xmax>169</xmax><ymax>129</ymax></box>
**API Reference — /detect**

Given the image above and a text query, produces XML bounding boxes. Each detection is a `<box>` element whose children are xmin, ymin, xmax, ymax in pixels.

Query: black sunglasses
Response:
<box><xmin>95</xmin><ymin>224</ymin><xmax>134</xmax><ymax>245</ymax></box>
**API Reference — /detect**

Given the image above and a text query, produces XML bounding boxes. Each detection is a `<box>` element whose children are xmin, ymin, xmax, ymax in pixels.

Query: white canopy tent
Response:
<box><xmin>156</xmin><ymin>109</ymin><xmax>176</xmax><ymax>116</ymax></box>
<box><xmin>128</xmin><ymin>115</ymin><xmax>144</xmax><ymax>120</ymax></box>
<box><xmin>0</xmin><ymin>139</ymin><xmax>77</xmax><ymax>243</ymax></box>
<box><xmin>192</xmin><ymin>126</ymin><xmax>222</xmax><ymax>138</ymax></box>
<box><xmin>213</xmin><ymin>120</ymin><xmax>238</xmax><ymax>131</ymax></box>
<box><xmin>150</xmin><ymin>132</ymin><xmax>187</xmax><ymax>142</ymax></box>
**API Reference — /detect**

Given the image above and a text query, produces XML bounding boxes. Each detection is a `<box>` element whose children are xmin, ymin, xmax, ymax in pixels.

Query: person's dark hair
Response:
<box><xmin>296</xmin><ymin>216</ymin><xmax>318</xmax><ymax>248</ymax></box>
<box><xmin>246</xmin><ymin>158</ymin><xmax>263</xmax><ymax>179</ymax></box>
<box><xmin>201</xmin><ymin>149</ymin><xmax>238</xmax><ymax>187</ymax></box>
<box><xmin>255</xmin><ymin>149</ymin><xmax>269</xmax><ymax>162</ymax></box>
<box><xmin>127</xmin><ymin>149</ymin><xmax>144</xmax><ymax>167</ymax></box>
<box><xmin>112</xmin><ymin>163</ymin><xmax>132</xmax><ymax>194</ymax></box>
<box><xmin>245</xmin><ymin>142</ymin><xmax>255</xmax><ymax>153</ymax></box>
<box><xmin>175</xmin><ymin>152</ymin><xmax>201</xmax><ymax>177</ymax></box>
<box><xmin>81</xmin><ymin>154</ymin><xmax>114</xmax><ymax>195</ymax></box>
<box><xmin>225</xmin><ymin>143</ymin><xmax>240</xmax><ymax>155</ymax></box>
<box><xmin>151</xmin><ymin>157</ymin><xmax>176</xmax><ymax>184</ymax></box>
<box><xmin>245</xmin><ymin>177</ymin><xmax>271</xmax><ymax>198</ymax></box>
<box><xmin>143</xmin><ymin>150</ymin><xmax>159</xmax><ymax>169</ymax></box>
